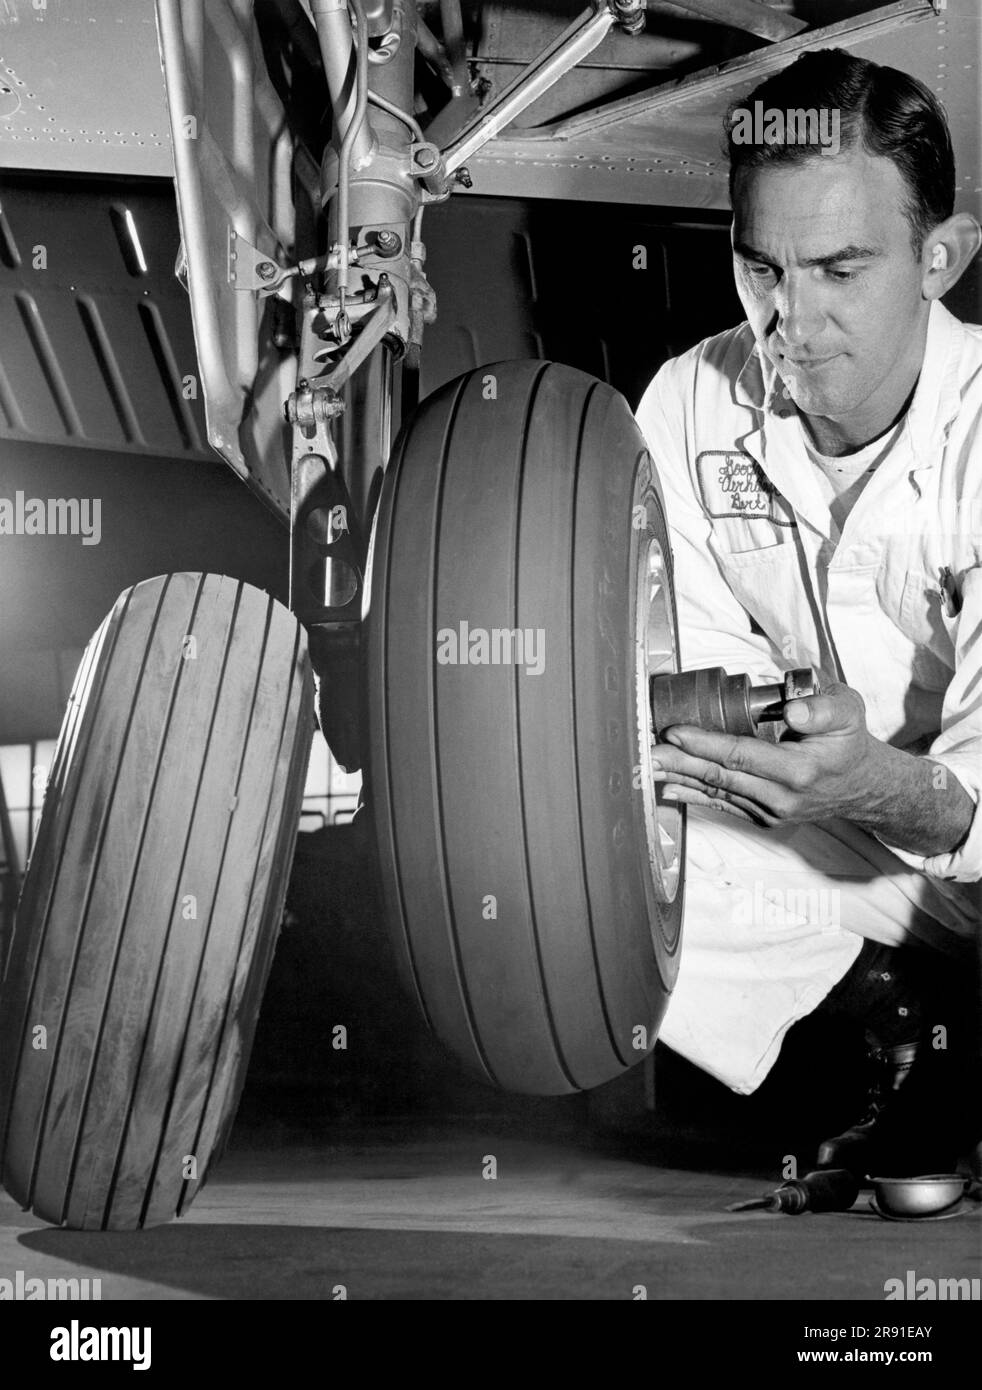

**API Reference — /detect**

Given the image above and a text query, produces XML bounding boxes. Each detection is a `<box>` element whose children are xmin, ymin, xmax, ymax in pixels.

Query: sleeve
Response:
<box><xmin>876</xmin><ymin>564</ymin><xmax>982</xmax><ymax>884</ymax></box>
<box><xmin>635</xmin><ymin>357</ymin><xmax>783</xmax><ymax>686</ymax></box>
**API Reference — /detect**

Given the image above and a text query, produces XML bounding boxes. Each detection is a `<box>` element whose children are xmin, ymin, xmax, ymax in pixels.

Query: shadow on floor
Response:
<box><xmin>18</xmin><ymin>1203</ymin><xmax>980</xmax><ymax>1301</ymax></box>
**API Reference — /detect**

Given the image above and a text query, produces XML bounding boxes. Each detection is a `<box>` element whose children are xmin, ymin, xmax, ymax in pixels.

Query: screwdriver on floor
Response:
<box><xmin>727</xmin><ymin>1168</ymin><xmax>860</xmax><ymax>1214</ymax></box>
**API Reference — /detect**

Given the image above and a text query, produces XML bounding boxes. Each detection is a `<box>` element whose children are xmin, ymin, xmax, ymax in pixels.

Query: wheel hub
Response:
<box><xmin>635</xmin><ymin>536</ymin><xmax>682</xmax><ymax>903</ymax></box>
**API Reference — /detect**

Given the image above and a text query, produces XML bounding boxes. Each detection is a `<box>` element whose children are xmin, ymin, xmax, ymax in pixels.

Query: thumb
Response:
<box><xmin>783</xmin><ymin>682</ymin><xmax>865</xmax><ymax>735</ymax></box>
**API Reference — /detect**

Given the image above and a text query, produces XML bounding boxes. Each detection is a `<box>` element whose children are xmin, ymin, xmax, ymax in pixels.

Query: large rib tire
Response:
<box><xmin>366</xmin><ymin>361</ymin><xmax>684</xmax><ymax>1095</ymax></box>
<box><xmin>0</xmin><ymin>573</ymin><xmax>314</xmax><ymax>1229</ymax></box>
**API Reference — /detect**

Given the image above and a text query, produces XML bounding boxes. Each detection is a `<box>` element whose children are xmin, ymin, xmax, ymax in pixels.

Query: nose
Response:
<box><xmin>772</xmin><ymin>275</ymin><xmax>826</xmax><ymax>348</ymax></box>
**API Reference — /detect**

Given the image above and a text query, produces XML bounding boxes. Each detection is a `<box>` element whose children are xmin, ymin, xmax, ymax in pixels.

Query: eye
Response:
<box><xmin>744</xmin><ymin>262</ymin><xmax>777</xmax><ymax>281</ymax></box>
<box><xmin>826</xmin><ymin>268</ymin><xmax>857</xmax><ymax>282</ymax></box>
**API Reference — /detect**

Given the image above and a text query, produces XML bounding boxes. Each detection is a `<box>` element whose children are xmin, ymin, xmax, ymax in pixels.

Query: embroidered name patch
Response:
<box><xmin>696</xmin><ymin>451</ymin><xmax>795</xmax><ymax>525</ymax></box>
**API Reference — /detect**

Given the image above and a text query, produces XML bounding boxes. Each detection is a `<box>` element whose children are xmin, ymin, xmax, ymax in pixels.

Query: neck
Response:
<box><xmin>803</xmin><ymin>401</ymin><xmax>910</xmax><ymax>457</ymax></box>
<box><xmin>801</xmin><ymin>310</ymin><xmax>930</xmax><ymax>457</ymax></box>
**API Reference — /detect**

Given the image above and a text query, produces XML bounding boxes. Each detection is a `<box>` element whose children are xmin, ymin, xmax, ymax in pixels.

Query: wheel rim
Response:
<box><xmin>635</xmin><ymin>535</ymin><xmax>682</xmax><ymax>903</ymax></box>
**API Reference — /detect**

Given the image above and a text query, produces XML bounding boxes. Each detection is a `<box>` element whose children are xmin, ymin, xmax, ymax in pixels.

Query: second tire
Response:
<box><xmin>0</xmin><ymin>573</ymin><xmax>314</xmax><ymax>1229</ymax></box>
<box><xmin>366</xmin><ymin>361</ymin><xmax>685</xmax><ymax>1094</ymax></box>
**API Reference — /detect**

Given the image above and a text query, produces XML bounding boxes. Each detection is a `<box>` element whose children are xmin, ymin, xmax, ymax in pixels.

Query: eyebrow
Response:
<box><xmin>733</xmin><ymin>241</ymin><xmax>884</xmax><ymax>268</ymax></box>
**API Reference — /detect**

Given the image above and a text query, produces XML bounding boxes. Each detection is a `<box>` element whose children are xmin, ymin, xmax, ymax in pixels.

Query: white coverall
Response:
<box><xmin>635</xmin><ymin>299</ymin><xmax>982</xmax><ymax>1094</ymax></box>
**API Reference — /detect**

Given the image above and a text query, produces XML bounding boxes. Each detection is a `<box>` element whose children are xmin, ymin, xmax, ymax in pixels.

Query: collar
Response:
<box><xmin>731</xmin><ymin>299</ymin><xmax>966</xmax><ymax>459</ymax></box>
<box><xmin>904</xmin><ymin>299</ymin><xmax>963</xmax><ymax>467</ymax></box>
<box><xmin>733</xmin><ymin>328</ymin><xmax>789</xmax><ymax>414</ymax></box>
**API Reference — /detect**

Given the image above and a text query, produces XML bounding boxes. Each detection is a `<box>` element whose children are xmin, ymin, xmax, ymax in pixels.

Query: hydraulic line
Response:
<box><xmin>367</xmin><ymin>88</ymin><xmax>424</xmax><ymax>143</ymax></box>
<box><xmin>333</xmin><ymin>0</ymin><xmax>371</xmax><ymax>327</ymax></box>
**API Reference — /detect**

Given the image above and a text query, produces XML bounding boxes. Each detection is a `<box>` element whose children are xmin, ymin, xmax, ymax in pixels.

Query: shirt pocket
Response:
<box><xmin>939</xmin><ymin>605</ymin><xmax>961</xmax><ymax>651</ymax></box>
<box><xmin>710</xmin><ymin>517</ymin><xmax>796</xmax><ymax>556</ymax></box>
<box><xmin>898</xmin><ymin>570</ymin><xmax>957</xmax><ymax>689</ymax></box>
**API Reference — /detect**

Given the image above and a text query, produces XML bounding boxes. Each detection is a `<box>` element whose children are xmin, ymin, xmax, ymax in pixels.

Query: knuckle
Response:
<box><xmin>786</xmin><ymin>760</ymin><xmax>813</xmax><ymax>793</ymax></box>
<box><xmin>831</xmin><ymin>681</ymin><xmax>866</xmax><ymax>719</ymax></box>
<box><xmin>721</xmin><ymin>736</ymin><xmax>747</xmax><ymax>769</ymax></box>
<box><xmin>772</xmin><ymin>791</ymin><xmax>801</xmax><ymax>820</ymax></box>
<box><xmin>701</xmin><ymin>761</ymin><xmax>728</xmax><ymax>790</ymax></box>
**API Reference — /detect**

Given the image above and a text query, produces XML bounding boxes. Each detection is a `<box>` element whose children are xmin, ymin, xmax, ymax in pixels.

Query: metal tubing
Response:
<box><xmin>311</xmin><ymin>0</ymin><xmax>374</xmax><ymax>170</ymax></box>
<box><xmin>357</xmin><ymin>0</ymin><xmax>417</xmax><ymax>151</ymax></box>
<box><xmin>442</xmin><ymin>3</ymin><xmax>615</xmax><ymax>173</ymax></box>
<box><xmin>367</xmin><ymin>89</ymin><xmax>424</xmax><ymax>143</ymax></box>
<box><xmin>666</xmin><ymin>0</ymin><xmax>807</xmax><ymax>43</ymax></box>
<box><xmin>438</xmin><ymin>0</ymin><xmax>468</xmax><ymax>97</ymax></box>
<box><xmin>364</xmin><ymin>0</ymin><xmax>394</xmax><ymax>36</ymax></box>
<box><xmin>416</xmin><ymin>13</ymin><xmax>456</xmax><ymax>90</ymax></box>
<box><xmin>336</xmin><ymin>0</ymin><xmax>371</xmax><ymax>299</ymax></box>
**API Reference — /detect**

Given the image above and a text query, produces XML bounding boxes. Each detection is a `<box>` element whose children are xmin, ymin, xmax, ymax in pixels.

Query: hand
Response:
<box><xmin>653</xmin><ymin>681</ymin><xmax>881</xmax><ymax>827</ymax></box>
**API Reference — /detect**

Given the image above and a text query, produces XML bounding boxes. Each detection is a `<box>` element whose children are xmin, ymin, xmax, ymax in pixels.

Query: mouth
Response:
<box><xmin>780</xmin><ymin>353</ymin><xmax>841</xmax><ymax>371</ymax></box>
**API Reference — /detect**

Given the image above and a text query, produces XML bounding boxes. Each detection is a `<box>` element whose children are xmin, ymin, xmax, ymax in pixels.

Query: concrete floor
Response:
<box><xmin>2</xmin><ymin>1123</ymin><xmax>979</xmax><ymax>1300</ymax></box>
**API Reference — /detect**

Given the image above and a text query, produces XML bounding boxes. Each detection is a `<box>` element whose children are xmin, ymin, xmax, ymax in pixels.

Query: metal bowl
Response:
<box><xmin>871</xmin><ymin>1174</ymin><xmax>967</xmax><ymax>1219</ymax></box>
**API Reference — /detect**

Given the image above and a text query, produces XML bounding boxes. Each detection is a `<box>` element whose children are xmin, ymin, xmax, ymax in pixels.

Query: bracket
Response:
<box><xmin>227</xmin><ymin>228</ymin><xmax>290</xmax><ymax>296</ymax></box>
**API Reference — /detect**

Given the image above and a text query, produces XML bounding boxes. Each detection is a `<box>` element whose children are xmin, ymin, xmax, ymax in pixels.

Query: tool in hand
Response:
<box><xmin>650</xmin><ymin>666</ymin><xmax>818</xmax><ymax>739</ymax></box>
<box><xmin>727</xmin><ymin>1167</ymin><xmax>860</xmax><ymax>1215</ymax></box>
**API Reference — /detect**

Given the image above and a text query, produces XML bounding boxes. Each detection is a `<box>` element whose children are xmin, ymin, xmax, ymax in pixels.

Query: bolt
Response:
<box><xmin>256</xmin><ymin>260</ymin><xmax>277</xmax><ymax>282</ymax></box>
<box><xmin>612</xmin><ymin>0</ymin><xmax>645</xmax><ymax>34</ymax></box>
<box><xmin>454</xmin><ymin>166</ymin><xmax>473</xmax><ymax>189</ymax></box>
<box><xmin>414</xmin><ymin>146</ymin><xmax>439</xmax><ymax>171</ymax></box>
<box><xmin>374</xmin><ymin>229</ymin><xmax>402</xmax><ymax>258</ymax></box>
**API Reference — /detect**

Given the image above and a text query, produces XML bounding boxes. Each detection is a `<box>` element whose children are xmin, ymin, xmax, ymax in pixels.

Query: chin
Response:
<box><xmin>781</xmin><ymin>382</ymin><xmax>818</xmax><ymax>412</ymax></box>
<box><xmin>783</xmin><ymin>381</ymin><xmax>852</xmax><ymax>418</ymax></box>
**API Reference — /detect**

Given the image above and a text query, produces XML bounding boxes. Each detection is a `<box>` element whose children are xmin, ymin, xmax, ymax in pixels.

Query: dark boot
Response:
<box><xmin>814</xmin><ymin>941</ymin><xmax>973</xmax><ymax>1179</ymax></box>
<box><xmin>816</xmin><ymin>1040</ymin><xmax>959</xmax><ymax>1177</ymax></box>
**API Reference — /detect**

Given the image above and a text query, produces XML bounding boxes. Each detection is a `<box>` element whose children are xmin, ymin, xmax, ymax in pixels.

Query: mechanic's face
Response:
<box><xmin>731</xmin><ymin>149</ymin><xmax>928</xmax><ymax>433</ymax></box>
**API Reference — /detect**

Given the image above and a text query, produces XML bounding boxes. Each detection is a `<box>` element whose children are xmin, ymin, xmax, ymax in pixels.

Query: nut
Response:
<box><xmin>374</xmin><ymin>229</ymin><xmax>402</xmax><ymax>258</ymax></box>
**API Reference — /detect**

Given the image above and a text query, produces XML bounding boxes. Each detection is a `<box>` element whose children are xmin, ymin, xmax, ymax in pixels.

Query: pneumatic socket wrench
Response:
<box><xmin>650</xmin><ymin>666</ymin><xmax>818</xmax><ymax>739</ymax></box>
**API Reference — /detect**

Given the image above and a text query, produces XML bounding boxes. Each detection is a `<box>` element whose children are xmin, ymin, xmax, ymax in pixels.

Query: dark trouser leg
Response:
<box><xmin>815</xmin><ymin>939</ymin><xmax>978</xmax><ymax>1178</ymax></box>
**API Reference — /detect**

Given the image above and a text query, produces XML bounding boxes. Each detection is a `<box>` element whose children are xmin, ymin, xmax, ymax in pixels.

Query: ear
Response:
<box><xmin>921</xmin><ymin>212</ymin><xmax>982</xmax><ymax>300</ymax></box>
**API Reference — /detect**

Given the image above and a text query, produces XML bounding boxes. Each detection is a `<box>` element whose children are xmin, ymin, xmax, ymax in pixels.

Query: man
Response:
<box><xmin>636</xmin><ymin>48</ymin><xmax>981</xmax><ymax>1176</ymax></box>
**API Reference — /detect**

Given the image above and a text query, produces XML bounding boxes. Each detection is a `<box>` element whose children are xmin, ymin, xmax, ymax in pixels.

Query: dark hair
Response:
<box><xmin>725</xmin><ymin>48</ymin><xmax>955</xmax><ymax>254</ymax></box>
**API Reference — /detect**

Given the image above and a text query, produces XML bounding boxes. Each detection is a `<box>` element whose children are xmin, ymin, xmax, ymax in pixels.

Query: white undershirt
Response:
<box><xmin>802</xmin><ymin>419</ymin><xmax>905</xmax><ymax>539</ymax></box>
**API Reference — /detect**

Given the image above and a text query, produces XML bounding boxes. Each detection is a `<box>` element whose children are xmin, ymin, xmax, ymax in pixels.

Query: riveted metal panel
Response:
<box><xmin>0</xmin><ymin>0</ymin><xmax>173</xmax><ymax>177</ymax></box>
<box><xmin>459</xmin><ymin>0</ymin><xmax>981</xmax><ymax>239</ymax></box>
<box><xmin>0</xmin><ymin>176</ymin><xmax>210</xmax><ymax>459</ymax></box>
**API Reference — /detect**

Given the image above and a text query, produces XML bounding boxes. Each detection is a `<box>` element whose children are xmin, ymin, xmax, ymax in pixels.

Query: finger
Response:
<box><xmin>655</xmin><ymin>737</ymin><xmax>800</xmax><ymax>806</ymax></box>
<box><xmin>660</xmin><ymin>785</ymin><xmax>760</xmax><ymax>823</ymax></box>
<box><xmin>659</xmin><ymin>770</ymin><xmax>731</xmax><ymax>797</ymax></box>
<box><xmin>652</xmin><ymin>753</ymin><xmax>746</xmax><ymax>795</ymax></box>
<box><xmin>655</xmin><ymin>764</ymin><xmax>767</xmax><ymax>812</ymax></box>
<box><xmin>659</xmin><ymin>726</ymin><xmax>797</xmax><ymax>782</ymax></box>
<box><xmin>783</xmin><ymin>682</ymin><xmax>865</xmax><ymax>736</ymax></box>
<box><xmin>662</xmin><ymin>781</ymin><xmax>775</xmax><ymax>823</ymax></box>
<box><xmin>651</xmin><ymin>745</ymin><xmax>727</xmax><ymax>781</ymax></box>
